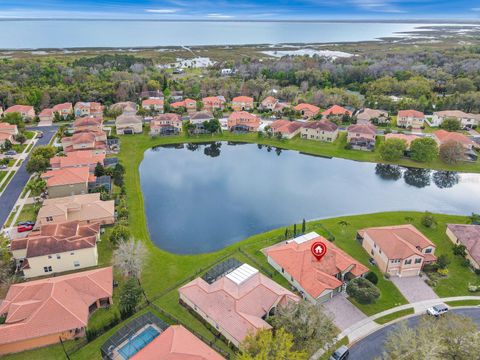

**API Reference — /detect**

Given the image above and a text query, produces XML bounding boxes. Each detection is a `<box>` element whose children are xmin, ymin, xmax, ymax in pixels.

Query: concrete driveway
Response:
<box><xmin>323</xmin><ymin>293</ymin><xmax>368</xmax><ymax>331</ymax></box>
<box><xmin>390</xmin><ymin>275</ymin><xmax>438</xmax><ymax>303</ymax></box>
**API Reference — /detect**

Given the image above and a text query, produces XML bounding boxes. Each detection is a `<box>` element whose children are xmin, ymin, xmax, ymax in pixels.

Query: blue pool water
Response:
<box><xmin>118</xmin><ymin>326</ymin><xmax>160</xmax><ymax>359</ymax></box>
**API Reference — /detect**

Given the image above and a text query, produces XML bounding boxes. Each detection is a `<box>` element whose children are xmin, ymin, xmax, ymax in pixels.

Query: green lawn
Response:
<box><xmin>374</xmin><ymin>308</ymin><xmax>415</xmax><ymax>324</ymax></box>
<box><xmin>0</xmin><ymin>171</ymin><xmax>15</xmax><ymax>193</ymax></box>
<box><xmin>14</xmin><ymin>204</ymin><xmax>39</xmax><ymax>225</ymax></box>
<box><xmin>445</xmin><ymin>300</ymin><xmax>480</xmax><ymax>307</ymax></box>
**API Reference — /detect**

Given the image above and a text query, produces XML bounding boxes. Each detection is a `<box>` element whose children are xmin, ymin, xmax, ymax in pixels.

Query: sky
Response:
<box><xmin>0</xmin><ymin>0</ymin><xmax>479</xmax><ymax>20</ymax></box>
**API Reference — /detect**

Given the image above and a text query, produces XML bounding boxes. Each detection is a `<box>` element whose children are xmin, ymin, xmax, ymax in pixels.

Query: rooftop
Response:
<box><xmin>447</xmin><ymin>224</ymin><xmax>480</xmax><ymax>265</ymax></box>
<box><xmin>398</xmin><ymin>109</ymin><xmax>424</xmax><ymax>118</ymax></box>
<box><xmin>322</xmin><ymin>105</ymin><xmax>352</xmax><ymax>116</ymax></box>
<box><xmin>41</xmin><ymin>167</ymin><xmax>93</xmax><ymax>187</ymax></box>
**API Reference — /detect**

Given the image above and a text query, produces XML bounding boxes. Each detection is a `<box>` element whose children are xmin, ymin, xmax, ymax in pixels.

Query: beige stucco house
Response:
<box><xmin>41</xmin><ymin>167</ymin><xmax>93</xmax><ymax>198</ymax></box>
<box><xmin>397</xmin><ymin>110</ymin><xmax>425</xmax><ymax>129</ymax></box>
<box><xmin>358</xmin><ymin>225</ymin><xmax>436</xmax><ymax>277</ymax></box>
<box><xmin>446</xmin><ymin>224</ymin><xmax>480</xmax><ymax>269</ymax></box>
<box><xmin>37</xmin><ymin>193</ymin><xmax>114</xmax><ymax>226</ymax></box>
<box><xmin>116</xmin><ymin>113</ymin><xmax>143</xmax><ymax>134</ymax></box>
<box><xmin>11</xmin><ymin>221</ymin><xmax>100</xmax><ymax>278</ymax></box>
<box><xmin>300</xmin><ymin>119</ymin><xmax>339</xmax><ymax>142</ymax></box>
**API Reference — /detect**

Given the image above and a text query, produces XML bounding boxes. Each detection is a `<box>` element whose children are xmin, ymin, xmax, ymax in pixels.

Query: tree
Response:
<box><xmin>439</xmin><ymin>140</ymin><xmax>464</xmax><ymax>164</ymax></box>
<box><xmin>436</xmin><ymin>254</ymin><xmax>450</xmax><ymax>269</ymax></box>
<box><xmin>236</xmin><ymin>328</ymin><xmax>308</xmax><ymax>360</ymax></box>
<box><xmin>421</xmin><ymin>211</ymin><xmax>437</xmax><ymax>228</ymax></box>
<box><xmin>1</xmin><ymin>139</ymin><xmax>12</xmax><ymax>152</ymax></box>
<box><xmin>26</xmin><ymin>154</ymin><xmax>50</xmax><ymax>174</ymax></box>
<box><xmin>365</xmin><ymin>271</ymin><xmax>379</xmax><ymax>285</ymax></box>
<box><xmin>346</xmin><ymin>277</ymin><xmax>380</xmax><ymax>304</ymax></box>
<box><xmin>94</xmin><ymin>162</ymin><xmax>105</xmax><ymax>177</ymax></box>
<box><xmin>31</xmin><ymin>145</ymin><xmax>56</xmax><ymax>160</ymax></box>
<box><xmin>439</xmin><ymin>117</ymin><xmax>461</xmax><ymax>132</ymax></box>
<box><xmin>410</xmin><ymin>137</ymin><xmax>438</xmax><ymax>163</ymax></box>
<box><xmin>379</xmin><ymin>138</ymin><xmax>407</xmax><ymax>161</ymax></box>
<box><xmin>3</xmin><ymin>112</ymin><xmax>25</xmax><ymax>131</ymax></box>
<box><xmin>271</xmin><ymin>300</ymin><xmax>337</xmax><ymax>355</ymax></box>
<box><xmin>381</xmin><ymin>314</ymin><xmax>480</xmax><ymax>360</ymax></box>
<box><xmin>301</xmin><ymin>219</ymin><xmax>306</xmax><ymax>234</ymax></box>
<box><xmin>26</xmin><ymin>177</ymin><xmax>46</xmax><ymax>196</ymax></box>
<box><xmin>14</xmin><ymin>133</ymin><xmax>26</xmax><ymax>144</ymax></box>
<box><xmin>119</xmin><ymin>277</ymin><xmax>142</xmax><ymax>319</ymax></box>
<box><xmin>113</xmin><ymin>238</ymin><xmax>147</xmax><ymax>278</ymax></box>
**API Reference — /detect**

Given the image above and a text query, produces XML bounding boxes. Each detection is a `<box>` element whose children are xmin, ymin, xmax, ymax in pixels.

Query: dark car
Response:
<box><xmin>17</xmin><ymin>224</ymin><xmax>34</xmax><ymax>233</ymax></box>
<box><xmin>329</xmin><ymin>345</ymin><xmax>349</xmax><ymax>360</ymax></box>
<box><xmin>18</xmin><ymin>221</ymin><xmax>35</xmax><ymax>227</ymax></box>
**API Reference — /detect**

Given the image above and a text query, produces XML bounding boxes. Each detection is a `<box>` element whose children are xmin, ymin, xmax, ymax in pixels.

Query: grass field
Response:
<box><xmin>445</xmin><ymin>300</ymin><xmax>480</xmax><ymax>307</ymax></box>
<box><xmin>374</xmin><ymin>308</ymin><xmax>415</xmax><ymax>324</ymax></box>
<box><xmin>2</xmin><ymin>130</ymin><xmax>479</xmax><ymax>360</ymax></box>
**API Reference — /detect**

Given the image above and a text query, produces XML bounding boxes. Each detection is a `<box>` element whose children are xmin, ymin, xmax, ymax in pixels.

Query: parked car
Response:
<box><xmin>37</xmin><ymin>131</ymin><xmax>44</xmax><ymax>138</ymax></box>
<box><xmin>427</xmin><ymin>304</ymin><xmax>448</xmax><ymax>317</ymax></box>
<box><xmin>18</xmin><ymin>221</ymin><xmax>35</xmax><ymax>227</ymax></box>
<box><xmin>329</xmin><ymin>345</ymin><xmax>349</xmax><ymax>360</ymax></box>
<box><xmin>4</xmin><ymin>150</ymin><xmax>16</xmax><ymax>156</ymax></box>
<box><xmin>17</xmin><ymin>223</ymin><xmax>34</xmax><ymax>233</ymax></box>
<box><xmin>0</xmin><ymin>164</ymin><xmax>7</xmax><ymax>169</ymax></box>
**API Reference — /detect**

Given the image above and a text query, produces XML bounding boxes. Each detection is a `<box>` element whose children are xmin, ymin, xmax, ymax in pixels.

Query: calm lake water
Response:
<box><xmin>0</xmin><ymin>21</ymin><xmax>425</xmax><ymax>49</ymax></box>
<box><xmin>140</xmin><ymin>142</ymin><xmax>480</xmax><ymax>254</ymax></box>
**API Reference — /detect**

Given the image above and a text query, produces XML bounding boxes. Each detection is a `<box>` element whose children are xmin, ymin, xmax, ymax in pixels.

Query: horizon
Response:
<box><xmin>1</xmin><ymin>0</ymin><xmax>480</xmax><ymax>20</ymax></box>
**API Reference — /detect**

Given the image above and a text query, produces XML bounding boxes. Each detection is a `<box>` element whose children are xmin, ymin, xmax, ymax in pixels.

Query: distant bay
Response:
<box><xmin>0</xmin><ymin>20</ymin><xmax>432</xmax><ymax>49</ymax></box>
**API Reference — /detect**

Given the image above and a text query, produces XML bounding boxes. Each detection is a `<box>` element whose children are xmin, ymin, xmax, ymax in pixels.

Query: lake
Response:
<box><xmin>139</xmin><ymin>142</ymin><xmax>480</xmax><ymax>254</ymax></box>
<box><xmin>0</xmin><ymin>21</ymin><xmax>427</xmax><ymax>49</ymax></box>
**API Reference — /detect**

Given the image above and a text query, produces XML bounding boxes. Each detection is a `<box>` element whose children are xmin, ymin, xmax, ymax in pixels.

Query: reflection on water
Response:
<box><xmin>140</xmin><ymin>142</ymin><xmax>480</xmax><ymax>254</ymax></box>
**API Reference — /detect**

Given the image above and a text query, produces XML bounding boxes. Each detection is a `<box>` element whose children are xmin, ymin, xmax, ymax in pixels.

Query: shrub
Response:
<box><xmin>437</xmin><ymin>268</ymin><xmax>449</xmax><ymax>276</ymax></box>
<box><xmin>383</xmin><ymin>272</ymin><xmax>391</xmax><ymax>279</ymax></box>
<box><xmin>365</xmin><ymin>271</ymin><xmax>379</xmax><ymax>285</ymax></box>
<box><xmin>452</xmin><ymin>244</ymin><xmax>467</xmax><ymax>257</ymax></box>
<box><xmin>346</xmin><ymin>277</ymin><xmax>380</xmax><ymax>304</ymax></box>
<box><xmin>460</xmin><ymin>258</ymin><xmax>471</xmax><ymax>268</ymax></box>
<box><xmin>437</xmin><ymin>254</ymin><xmax>451</xmax><ymax>269</ymax></box>
<box><xmin>86</xmin><ymin>328</ymin><xmax>98</xmax><ymax>342</ymax></box>
<box><xmin>421</xmin><ymin>211</ymin><xmax>437</xmax><ymax>228</ymax></box>
<box><xmin>410</xmin><ymin>137</ymin><xmax>438</xmax><ymax>163</ymax></box>
<box><xmin>468</xmin><ymin>284</ymin><xmax>479</xmax><ymax>292</ymax></box>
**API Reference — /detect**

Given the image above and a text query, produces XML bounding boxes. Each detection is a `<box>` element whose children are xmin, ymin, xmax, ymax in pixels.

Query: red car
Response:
<box><xmin>17</xmin><ymin>224</ymin><xmax>34</xmax><ymax>233</ymax></box>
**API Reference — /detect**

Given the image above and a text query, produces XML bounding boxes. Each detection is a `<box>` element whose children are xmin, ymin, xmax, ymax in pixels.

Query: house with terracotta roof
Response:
<box><xmin>52</xmin><ymin>102</ymin><xmax>73</xmax><ymax>118</ymax></box>
<box><xmin>446</xmin><ymin>224</ymin><xmax>480</xmax><ymax>269</ymax></box>
<box><xmin>189</xmin><ymin>111</ymin><xmax>215</xmax><ymax>134</ymax></box>
<box><xmin>385</xmin><ymin>133</ymin><xmax>420</xmax><ymax>155</ymax></box>
<box><xmin>227</xmin><ymin>111</ymin><xmax>260</xmax><ymax>132</ymax></box>
<box><xmin>170</xmin><ymin>98</ymin><xmax>197</xmax><ymax>113</ymax></box>
<box><xmin>300</xmin><ymin>119</ymin><xmax>339</xmax><ymax>142</ymax></box>
<box><xmin>41</xmin><ymin>166</ymin><xmax>94</xmax><ymax>198</ymax></box>
<box><xmin>269</xmin><ymin>120</ymin><xmax>303</xmax><ymax>139</ymax></box>
<box><xmin>142</xmin><ymin>98</ymin><xmax>164</xmax><ymax>113</ymax></box>
<box><xmin>294</xmin><ymin>103</ymin><xmax>320</xmax><ymax>119</ymax></box>
<box><xmin>260</xmin><ymin>96</ymin><xmax>289</xmax><ymax>113</ymax></box>
<box><xmin>265</xmin><ymin>232</ymin><xmax>368</xmax><ymax>303</ymax></box>
<box><xmin>356</xmin><ymin>108</ymin><xmax>389</xmax><ymax>125</ymax></box>
<box><xmin>0</xmin><ymin>266</ymin><xmax>112</xmax><ymax>355</ymax></box>
<box><xmin>232</xmin><ymin>96</ymin><xmax>254</xmax><ymax>112</ymax></box>
<box><xmin>38</xmin><ymin>108</ymin><xmax>54</xmax><ymax>122</ymax></box>
<box><xmin>429</xmin><ymin>110</ymin><xmax>480</xmax><ymax>129</ymax></box>
<box><xmin>202</xmin><ymin>96</ymin><xmax>225</xmax><ymax>112</ymax></box>
<box><xmin>179</xmin><ymin>262</ymin><xmax>298</xmax><ymax>346</ymax></box>
<box><xmin>37</xmin><ymin>193</ymin><xmax>114</xmax><ymax>227</ymax></box>
<box><xmin>322</xmin><ymin>105</ymin><xmax>353</xmax><ymax>119</ymax></box>
<box><xmin>434</xmin><ymin>130</ymin><xmax>479</xmax><ymax>161</ymax></box>
<box><xmin>347</xmin><ymin>123</ymin><xmax>377</xmax><ymax>151</ymax></box>
<box><xmin>116</xmin><ymin>113</ymin><xmax>143</xmax><ymax>135</ymax></box>
<box><xmin>150</xmin><ymin>113</ymin><xmax>182</xmax><ymax>136</ymax></box>
<box><xmin>4</xmin><ymin>105</ymin><xmax>35</xmax><ymax>120</ymax></box>
<box><xmin>131</xmin><ymin>325</ymin><xmax>225</xmax><ymax>360</ymax></box>
<box><xmin>0</xmin><ymin>122</ymin><xmax>18</xmax><ymax>146</ymax></box>
<box><xmin>74</xmin><ymin>102</ymin><xmax>104</xmax><ymax>118</ymax></box>
<box><xmin>73</xmin><ymin>116</ymin><xmax>103</xmax><ymax>132</ymax></box>
<box><xmin>50</xmin><ymin>150</ymin><xmax>105</xmax><ymax>172</ymax></box>
<box><xmin>397</xmin><ymin>110</ymin><xmax>425</xmax><ymax>129</ymax></box>
<box><xmin>11</xmin><ymin>221</ymin><xmax>100</xmax><ymax>278</ymax></box>
<box><xmin>61</xmin><ymin>130</ymin><xmax>107</xmax><ymax>155</ymax></box>
<box><xmin>358</xmin><ymin>225</ymin><xmax>436</xmax><ymax>277</ymax></box>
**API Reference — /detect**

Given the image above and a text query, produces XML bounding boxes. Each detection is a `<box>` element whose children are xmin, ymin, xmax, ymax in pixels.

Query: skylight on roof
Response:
<box><xmin>225</xmin><ymin>263</ymin><xmax>258</xmax><ymax>285</ymax></box>
<box><xmin>293</xmin><ymin>231</ymin><xmax>319</xmax><ymax>244</ymax></box>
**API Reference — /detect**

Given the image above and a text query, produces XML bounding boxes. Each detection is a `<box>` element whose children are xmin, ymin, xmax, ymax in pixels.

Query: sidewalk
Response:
<box><xmin>311</xmin><ymin>295</ymin><xmax>480</xmax><ymax>360</ymax></box>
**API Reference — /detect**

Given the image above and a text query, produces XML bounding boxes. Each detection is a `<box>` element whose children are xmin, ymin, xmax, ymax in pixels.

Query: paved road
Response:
<box><xmin>349</xmin><ymin>308</ymin><xmax>480</xmax><ymax>360</ymax></box>
<box><xmin>0</xmin><ymin>126</ymin><xmax>58</xmax><ymax>228</ymax></box>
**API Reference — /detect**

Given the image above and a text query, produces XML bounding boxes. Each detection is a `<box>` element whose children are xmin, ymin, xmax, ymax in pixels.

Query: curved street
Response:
<box><xmin>0</xmin><ymin>125</ymin><xmax>58</xmax><ymax>228</ymax></box>
<box><xmin>349</xmin><ymin>308</ymin><xmax>480</xmax><ymax>360</ymax></box>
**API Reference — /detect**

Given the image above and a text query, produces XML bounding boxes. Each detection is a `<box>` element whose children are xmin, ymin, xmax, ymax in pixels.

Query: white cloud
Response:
<box><xmin>349</xmin><ymin>0</ymin><xmax>406</xmax><ymax>13</ymax></box>
<box><xmin>206</xmin><ymin>13</ymin><xmax>234</xmax><ymax>19</ymax></box>
<box><xmin>145</xmin><ymin>9</ymin><xmax>178</xmax><ymax>14</ymax></box>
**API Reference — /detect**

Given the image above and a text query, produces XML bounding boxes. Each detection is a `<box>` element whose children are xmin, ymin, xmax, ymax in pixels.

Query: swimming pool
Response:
<box><xmin>118</xmin><ymin>325</ymin><xmax>160</xmax><ymax>359</ymax></box>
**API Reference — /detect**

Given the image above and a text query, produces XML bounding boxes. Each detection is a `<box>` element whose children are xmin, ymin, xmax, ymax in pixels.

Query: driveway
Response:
<box><xmin>390</xmin><ymin>275</ymin><xmax>438</xmax><ymax>303</ymax></box>
<box><xmin>0</xmin><ymin>125</ymin><xmax>57</xmax><ymax>228</ymax></box>
<box><xmin>322</xmin><ymin>293</ymin><xmax>368</xmax><ymax>331</ymax></box>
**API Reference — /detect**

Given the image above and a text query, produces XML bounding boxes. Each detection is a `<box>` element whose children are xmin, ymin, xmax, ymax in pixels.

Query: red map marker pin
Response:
<box><xmin>311</xmin><ymin>241</ymin><xmax>327</xmax><ymax>261</ymax></box>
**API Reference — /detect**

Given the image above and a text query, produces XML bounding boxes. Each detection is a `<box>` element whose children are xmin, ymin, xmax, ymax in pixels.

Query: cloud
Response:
<box><xmin>349</xmin><ymin>0</ymin><xmax>406</xmax><ymax>13</ymax></box>
<box><xmin>145</xmin><ymin>9</ymin><xmax>178</xmax><ymax>14</ymax></box>
<box><xmin>206</xmin><ymin>13</ymin><xmax>234</xmax><ymax>19</ymax></box>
